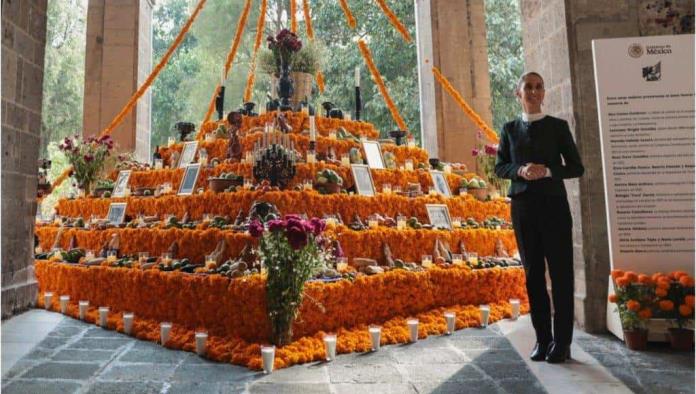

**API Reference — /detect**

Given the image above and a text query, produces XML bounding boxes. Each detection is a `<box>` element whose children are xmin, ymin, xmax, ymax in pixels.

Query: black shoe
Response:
<box><xmin>546</xmin><ymin>342</ymin><xmax>571</xmax><ymax>363</ymax></box>
<box><xmin>530</xmin><ymin>342</ymin><xmax>550</xmax><ymax>361</ymax></box>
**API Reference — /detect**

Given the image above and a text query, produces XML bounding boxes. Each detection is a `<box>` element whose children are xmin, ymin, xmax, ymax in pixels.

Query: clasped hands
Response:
<box><xmin>519</xmin><ymin>163</ymin><xmax>548</xmax><ymax>181</ymax></box>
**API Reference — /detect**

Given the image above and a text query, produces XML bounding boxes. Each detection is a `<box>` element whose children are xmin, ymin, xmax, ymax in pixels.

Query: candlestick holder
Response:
<box><xmin>355</xmin><ymin>86</ymin><xmax>362</xmax><ymax>121</ymax></box>
<box><xmin>253</xmin><ymin>144</ymin><xmax>297</xmax><ymax>189</ymax></box>
<box><xmin>215</xmin><ymin>86</ymin><xmax>226</xmax><ymax>120</ymax></box>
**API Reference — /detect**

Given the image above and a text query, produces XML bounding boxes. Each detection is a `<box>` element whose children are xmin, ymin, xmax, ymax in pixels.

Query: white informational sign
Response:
<box><xmin>592</xmin><ymin>34</ymin><xmax>694</xmax><ymax>275</ymax></box>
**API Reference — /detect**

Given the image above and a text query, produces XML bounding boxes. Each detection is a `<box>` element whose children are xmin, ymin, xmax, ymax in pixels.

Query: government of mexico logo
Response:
<box><xmin>628</xmin><ymin>43</ymin><xmax>643</xmax><ymax>58</ymax></box>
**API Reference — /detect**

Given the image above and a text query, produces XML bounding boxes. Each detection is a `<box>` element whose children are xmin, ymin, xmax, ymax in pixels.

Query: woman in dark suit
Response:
<box><xmin>495</xmin><ymin>72</ymin><xmax>584</xmax><ymax>364</ymax></box>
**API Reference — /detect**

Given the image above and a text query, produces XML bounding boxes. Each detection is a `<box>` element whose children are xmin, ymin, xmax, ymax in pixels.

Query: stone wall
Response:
<box><xmin>1</xmin><ymin>0</ymin><xmax>48</xmax><ymax>318</ymax></box>
<box><xmin>520</xmin><ymin>0</ymin><xmax>694</xmax><ymax>332</ymax></box>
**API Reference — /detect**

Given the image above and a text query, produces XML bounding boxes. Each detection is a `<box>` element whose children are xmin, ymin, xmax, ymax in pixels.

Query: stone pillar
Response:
<box><xmin>415</xmin><ymin>0</ymin><xmax>494</xmax><ymax>170</ymax></box>
<box><xmin>83</xmin><ymin>0</ymin><xmax>153</xmax><ymax>161</ymax></box>
<box><xmin>1</xmin><ymin>0</ymin><xmax>48</xmax><ymax>318</ymax></box>
<box><xmin>520</xmin><ymin>0</ymin><xmax>694</xmax><ymax>332</ymax></box>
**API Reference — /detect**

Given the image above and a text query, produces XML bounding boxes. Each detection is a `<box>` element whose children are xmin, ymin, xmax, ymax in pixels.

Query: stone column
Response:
<box><xmin>415</xmin><ymin>0</ymin><xmax>494</xmax><ymax>171</ymax></box>
<box><xmin>520</xmin><ymin>0</ymin><xmax>694</xmax><ymax>332</ymax></box>
<box><xmin>83</xmin><ymin>0</ymin><xmax>153</xmax><ymax>161</ymax></box>
<box><xmin>1</xmin><ymin>0</ymin><xmax>48</xmax><ymax>318</ymax></box>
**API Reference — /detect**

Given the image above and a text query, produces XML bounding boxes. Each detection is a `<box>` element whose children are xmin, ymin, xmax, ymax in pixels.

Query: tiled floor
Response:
<box><xmin>1</xmin><ymin>310</ymin><xmax>693</xmax><ymax>393</ymax></box>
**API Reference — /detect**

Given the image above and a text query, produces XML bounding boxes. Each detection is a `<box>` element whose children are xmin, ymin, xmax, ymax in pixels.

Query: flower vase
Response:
<box><xmin>79</xmin><ymin>181</ymin><xmax>91</xmax><ymax>197</ymax></box>
<box><xmin>623</xmin><ymin>329</ymin><xmax>648</xmax><ymax>350</ymax></box>
<box><xmin>278</xmin><ymin>62</ymin><xmax>294</xmax><ymax>112</ymax></box>
<box><xmin>668</xmin><ymin>328</ymin><xmax>694</xmax><ymax>351</ymax></box>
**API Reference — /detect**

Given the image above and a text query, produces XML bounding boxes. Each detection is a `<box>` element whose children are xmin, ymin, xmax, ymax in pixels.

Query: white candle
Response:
<box><xmin>510</xmin><ymin>299</ymin><xmax>520</xmax><ymax>320</ymax></box>
<box><xmin>407</xmin><ymin>319</ymin><xmax>419</xmax><ymax>342</ymax></box>
<box><xmin>59</xmin><ymin>295</ymin><xmax>69</xmax><ymax>314</ymax></box>
<box><xmin>369</xmin><ymin>326</ymin><xmax>381</xmax><ymax>351</ymax></box>
<box><xmin>355</xmin><ymin>66</ymin><xmax>360</xmax><ymax>87</ymax></box>
<box><xmin>154</xmin><ymin>159</ymin><xmax>163</xmax><ymax>169</ymax></box>
<box><xmin>306</xmin><ymin>152</ymin><xmax>316</xmax><ymax>164</ymax></box>
<box><xmin>407</xmin><ymin>137</ymin><xmax>416</xmax><ymax>148</ymax></box>
<box><xmin>168</xmin><ymin>137</ymin><xmax>175</xmax><ymax>147</ymax></box>
<box><xmin>98</xmin><ymin>306</ymin><xmax>109</xmax><ymax>327</ymax></box>
<box><xmin>429</xmin><ymin>187</ymin><xmax>438</xmax><ymax>196</ymax></box>
<box><xmin>309</xmin><ymin>116</ymin><xmax>316</xmax><ymax>141</ymax></box>
<box><xmin>324</xmin><ymin>334</ymin><xmax>337</xmax><ymax>361</ymax></box>
<box><xmin>160</xmin><ymin>322</ymin><xmax>172</xmax><ymax>345</ymax></box>
<box><xmin>43</xmin><ymin>292</ymin><xmax>53</xmax><ymax>310</ymax></box>
<box><xmin>336</xmin><ymin>257</ymin><xmax>348</xmax><ymax>271</ymax></box>
<box><xmin>444</xmin><ymin>311</ymin><xmax>456</xmax><ymax>334</ymax></box>
<box><xmin>344</xmin><ymin>113</ymin><xmax>352</xmax><ymax>121</ymax></box>
<box><xmin>79</xmin><ymin>300</ymin><xmax>89</xmax><ymax>320</ymax></box>
<box><xmin>444</xmin><ymin>164</ymin><xmax>452</xmax><ymax>174</ymax></box>
<box><xmin>220</xmin><ymin>68</ymin><xmax>225</xmax><ymax>86</ymax></box>
<box><xmin>341</xmin><ymin>154</ymin><xmax>350</xmax><ymax>167</ymax></box>
<box><xmin>123</xmin><ymin>312</ymin><xmax>134</xmax><ymax>335</ymax></box>
<box><xmin>368</xmin><ymin>219</ymin><xmax>378</xmax><ymax>229</ymax></box>
<box><xmin>261</xmin><ymin>345</ymin><xmax>275</xmax><ymax>374</ymax></box>
<box><xmin>452</xmin><ymin>218</ymin><xmax>462</xmax><ymax>228</ymax></box>
<box><xmin>480</xmin><ymin>305</ymin><xmax>490</xmax><ymax>327</ymax></box>
<box><xmin>452</xmin><ymin>254</ymin><xmax>463</xmax><ymax>266</ymax></box>
<box><xmin>405</xmin><ymin>160</ymin><xmax>414</xmax><ymax>171</ymax></box>
<box><xmin>396</xmin><ymin>217</ymin><xmax>406</xmax><ymax>230</ymax></box>
<box><xmin>382</xmin><ymin>184</ymin><xmax>392</xmax><ymax>195</ymax></box>
<box><xmin>421</xmin><ymin>255</ymin><xmax>433</xmax><ymax>268</ymax></box>
<box><xmin>195</xmin><ymin>331</ymin><xmax>208</xmax><ymax>356</ymax></box>
<box><xmin>329</xmin><ymin>131</ymin><xmax>337</xmax><ymax>140</ymax></box>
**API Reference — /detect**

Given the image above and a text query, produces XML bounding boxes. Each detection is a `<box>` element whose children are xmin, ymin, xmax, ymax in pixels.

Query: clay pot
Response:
<box><xmin>208</xmin><ymin>178</ymin><xmax>242</xmax><ymax>193</ymax></box>
<box><xmin>92</xmin><ymin>187</ymin><xmax>113</xmax><ymax>198</ymax></box>
<box><xmin>668</xmin><ymin>328</ymin><xmax>694</xmax><ymax>351</ymax></box>
<box><xmin>623</xmin><ymin>329</ymin><xmax>648</xmax><ymax>350</ymax></box>
<box><xmin>470</xmin><ymin>187</ymin><xmax>488</xmax><ymax>201</ymax></box>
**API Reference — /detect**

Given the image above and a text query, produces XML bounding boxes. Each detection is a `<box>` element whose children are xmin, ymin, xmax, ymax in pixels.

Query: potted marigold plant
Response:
<box><xmin>653</xmin><ymin>271</ymin><xmax>694</xmax><ymax>350</ymax></box>
<box><xmin>59</xmin><ymin>135</ymin><xmax>114</xmax><ymax>195</ymax></box>
<box><xmin>249</xmin><ymin>215</ymin><xmax>329</xmax><ymax>346</ymax></box>
<box><xmin>609</xmin><ymin>270</ymin><xmax>654</xmax><ymax>350</ymax></box>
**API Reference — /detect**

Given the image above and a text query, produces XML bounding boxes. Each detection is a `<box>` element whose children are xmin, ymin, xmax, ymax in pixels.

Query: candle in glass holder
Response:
<box><xmin>205</xmin><ymin>133</ymin><xmax>215</xmax><ymax>143</ymax></box>
<box><xmin>495</xmin><ymin>224</ymin><xmax>501</xmax><ymax>230</ymax></box>
<box><xmin>324</xmin><ymin>334</ymin><xmax>337</xmax><ymax>361</ymax></box>
<box><xmin>367</xmin><ymin>217</ymin><xmax>378</xmax><ymax>229</ymax></box>
<box><xmin>344</xmin><ymin>113</ymin><xmax>352</xmax><ymax>121</ymax></box>
<box><xmin>407</xmin><ymin>137</ymin><xmax>416</xmax><ymax>148</ymax></box>
<box><xmin>79</xmin><ymin>300</ymin><xmax>89</xmax><ymax>320</ymax></box>
<box><xmin>407</xmin><ymin>319</ymin><xmax>419</xmax><ymax>342</ymax></box>
<box><xmin>98</xmin><ymin>306</ymin><xmax>109</xmax><ymax>327</ymax></box>
<box><xmin>160</xmin><ymin>322</ymin><xmax>172</xmax><ymax>345</ymax></box>
<box><xmin>336</xmin><ymin>257</ymin><xmax>348</xmax><ymax>271</ymax></box>
<box><xmin>396</xmin><ymin>215</ymin><xmax>406</xmax><ymax>230</ymax></box>
<box><xmin>306</xmin><ymin>151</ymin><xmax>316</xmax><ymax>164</ymax></box>
<box><xmin>421</xmin><ymin>255</ymin><xmax>433</xmax><ymax>268</ymax></box>
<box><xmin>452</xmin><ymin>217</ymin><xmax>462</xmax><ymax>228</ymax></box>
<box><xmin>43</xmin><ymin>292</ymin><xmax>53</xmax><ymax>310</ymax></box>
<box><xmin>467</xmin><ymin>253</ymin><xmax>479</xmax><ymax>266</ymax></box>
<box><xmin>329</xmin><ymin>131</ymin><xmax>337</xmax><ymax>140</ymax></box>
<box><xmin>106</xmin><ymin>251</ymin><xmax>117</xmax><ymax>263</ymax></box>
<box><xmin>382</xmin><ymin>184</ymin><xmax>392</xmax><ymax>195</ymax></box>
<box><xmin>341</xmin><ymin>154</ymin><xmax>350</xmax><ymax>167</ymax></box>
<box><xmin>405</xmin><ymin>160</ymin><xmax>414</xmax><ymax>171</ymax></box>
<box><xmin>325</xmin><ymin>216</ymin><xmax>337</xmax><ymax>227</ymax></box>
<box><xmin>154</xmin><ymin>159</ymin><xmax>163</xmax><ymax>169</ymax></box>
<box><xmin>123</xmin><ymin>312</ymin><xmax>134</xmax><ymax>334</ymax></box>
<box><xmin>138</xmin><ymin>252</ymin><xmax>149</xmax><ymax>265</ymax></box>
<box><xmin>205</xmin><ymin>255</ymin><xmax>216</xmax><ymax>270</ymax></box>
<box><xmin>480</xmin><ymin>305</ymin><xmax>491</xmax><ymax>327</ymax></box>
<box><xmin>261</xmin><ymin>345</ymin><xmax>275</xmax><ymax>374</ymax></box>
<box><xmin>161</xmin><ymin>253</ymin><xmax>173</xmax><ymax>267</ymax></box>
<box><xmin>444</xmin><ymin>311</ymin><xmax>456</xmax><ymax>334</ymax></box>
<box><xmin>452</xmin><ymin>254</ymin><xmax>464</xmax><ymax>266</ymax></box>
<box><xmin>195</xmin><ymin>331</ymin><xmax>208</xmax><ymax>356</ymax></box>
<box><xmin>303</xmin><ymin>179</ymin><xmax>313</xmax><ymax>191</ymax></box>
<box><xmin>59</xmin><ymin>295</ymin><xmax>70</xmax><ymax>314</ymax></box>
<box><xmin>443</xmin><ymin>164</ymin><xmax>452</xmax><ymax>174</ymax></box>
<box><xmin>429</xmin><ymin>187</ymin><xmax>438</xmax><ymax>196</ymax></box>
<box><xmin>309</xmin><ymin>116</ymin><xmax>317</xmax><ymax>141</ymax></box>
<box><xmin>368</xmin><ymin>326</ymin><xmax>381</xmax><ymax>351</ymax></box>
<box><xmin>510</xmin><ymin>299</ymin><xmax>520</xmax><ymax>320</ymax></box>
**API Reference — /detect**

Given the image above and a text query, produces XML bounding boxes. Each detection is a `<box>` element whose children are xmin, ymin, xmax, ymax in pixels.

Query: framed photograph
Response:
<box><xmin>425</xmin><ymin>204</ymin><xmax>452</xmax><ymax>230</ymax></box>
<box><xmin>351</xmin><ymin>164</ymin><xmax>376</xmax><ymax>197</ymax></box>
<box><xmin>178</xmin><ymin>163</ymin><xmax>201</xmax><ymax>196</ymax></box>
<box><xmin>429</xmin><ymin>170</ymin><xmax>451</xmax><ymax>197</ymax></box>
<box><xmin>107</xmin><ymin>202</ymin><xmax>127</xmax><ymax>225</ymax></box>
<box><xmin>112</xmin><ymin>170</ymin><xmax>131</xmax><ymax>198</ymax></box>
<box><xmin>178</xmin><ymin>141</ymin><xmax>199</xmax><ymax>168</ymax></box>
<box><xmin>361</xmin><ymin>140</ymin><xmax>385</xmax><ymax>169</ymax></box>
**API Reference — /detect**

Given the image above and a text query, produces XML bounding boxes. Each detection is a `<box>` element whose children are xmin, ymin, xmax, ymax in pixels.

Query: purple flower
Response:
<box><xmin>471</xmin><ymin>148</ymin><xmax>479</xmax><ymax>157</ymax></box>
<box><xmin>248</xmin><ymin>219</ymin><xmax>264</xmax><ymax>238</ymax></box>
<box><xmin>484</xmin><ymin>144</ymin><xmax>498</xmax><ymax>156</ymax></box>
<box><xmin>309</xmin><ymin>218</ymin><xmax>325</xmax><ymax>236</ymax></box>
<box><xmin>285</xmin><ymin>218</ymin><xmax>308</xmax><ymax>250</ymax></box>
<box><xmin>283</xmin><ymin>214</ymin><xmax>302</xmax><ymax>221</ymax></box>
<box><xmin>267</xmin><ymin>219</ymin><xmax>286</xmax><ymax>233</ymax></box>
<box><xmin>84</xmin><ymin>154</ymin><xmax>94</xmax><ymax>162</ymax></box>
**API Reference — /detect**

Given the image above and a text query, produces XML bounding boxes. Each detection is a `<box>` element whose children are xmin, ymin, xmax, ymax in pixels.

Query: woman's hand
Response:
<box><xmin>520</xmin><ymin>163</ymin><xmax>548</xmax><ymax>180</ymax></box>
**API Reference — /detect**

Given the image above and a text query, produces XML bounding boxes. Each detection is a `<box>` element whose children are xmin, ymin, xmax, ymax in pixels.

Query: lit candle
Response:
<box><xmin>367</xmin><ymin>218</ymin><xmax>378</xmax><ymax>229</ymax></box>
<box><xmin>467</xmin><ymin>254</ymin><xmax>479</xmax><ymax>266</ymax></box>
<box><xmin>154</xmin><ymin>159</ymin><xmax>163</xmax><ymax>169</ymax></box>
<box><xmin>355</xmin><ymin>66</ymin><xmax>360</xmax><ymax>87</ymax></box>
<box><xmin>421</xmin><ymin>255</ymin><xmax>433</xmax><ymax>268</ymax></box>
<box><xmin>452</xmin><ymin>217</ymin><xmax>462</xmax><ymax>228</ymax></box>
<box><xmin>407</xmin><ymin>318</ymin><xmax>419</xmax><ymax>342</ymax></box>
<box><xmin>199</xmin><ymin>156</ymin><xmax>208</xmax><ymax>166</ymax></box>
<box><xmin>138</xmin><ymin>252</ymin><xmax>149</xmax><ymax>265</ymax></box>
<box><xmin>167</xmin><ymin>136</ymin><xmax>175</xmax><ymax>147</ymax></box>
<box><xmin>79</xmin><ymin>300</ymin><xmax>89</xmax><ymax>320</ymax></box>
<box><xmin>444</xmin><ymin>311</ymin><xmax>456</xmax><ymax>334</ymax></box>
<box><xmin>344</xmin><ymin>113</ymin><xmax>352</xmax><ymax>121</ymax></box>
<box><xmin>510</xmin><ymin>299</ymin><xmax>520</xmax><ymax>320</ymax></box>
<box><xmin>452</xmin><ymin>254</ymin><xmax>463</xmax><ymax>266</ymax></box>
<box><xmin>429</xmin><ymin>187</ymin><xmax>438</xmax><ymax>196</ymax></box>
<box><xmin>480</xmin><ymin>305</ymin><xmax>490</xmax><ymax>327</ymax></box>
<box><xmin>106</xmin><ymin>251</ymin><xmax>117</xmax><ymax>263</ymax></box>
<box><xmin>59</xmin><ymin>295</ymin><xmax>69</xmax><ymax>314</ymax></box>
<box><xmin>195</xmin><ymin>331</ymin><xmax>208</xmax><ymax>356</ymax></box>
<box><xmin>34</xmin><ymin>245</ymin><xmax>43</xmax><ymax>254</ymax></box>
<box><xmin>160</xmin><ymin>322</ymin><xmax>172</xmax><ymax>345</ymax></box>
<box><xmin>324</xmin><ymin>334</ymin><xmax>337</xmax><ymax>361</ymax></box>
<box><xmin>444</xmin><ymin>164</ymin><xmax>452</xmax><ymax>174</ymax></box>
<box><xmin>306</xmin><ymin>152</ymin><xmax>316</xmax><ymax>164</ymax></box>
<box><xmin>368</xmin><ymin>326</ymin><xmax>381</xmax><ymax>351</ymax></box>
<box><xmin>301</xmin><ymin>106</ymin><xmax>309</xmax><ymax>116</ymax></box>
<box><xmin>396</xmin><ymin>216</ymin><xmax>406</xmax><ymax>230</ymax></box>
<box><xmin>98</xmin><ymin>306</ymin><xmax>109</xmax><ymax>327</ymax></box>
<box><xmin>329</xmin><ymin>131</ymin><xmax>337</xmax><ymax>140</ymax></box>
<box><xmin>336</xmin><ymin>257</ymin><xmax>348</xmax><ymax>271</ymax></box>
<box><xmin>341</xmin><ymin>154</ymin><xmax>350</xmax><ymax>167</ymax></box>
<box><xmin>123</xmin><ymin>312</ymin><xmax>134</xmax><ymax>334</ymax></box>
<box><xmin>405</xmin><ymin>160</ymin><xmax>414</xmax><ymax>171</ymax></box>
<box><xmin>43</xmin><ymin>292</ymin><xmax>53</xmax><ymax>310</ymax></box>
<box><xmin>309</xmin><ymin>116</ymin><xmax>316</xmax><ymax>141</ymax></box>
<box><xmin>161</xmin><ymin>253</ymin><xmax>172</xmax><ymax>266</ymax></box>
<box><xmin>205</xmin><ymin>255</ymin><xmax>216</xmax><ymax>270</ymax></box>
<box><xmin>382</xmin><ymin>184</ymin><xmax>392</xmax><ymax>194</ymax></box>
<box><xmin>303</xmin><ymin>180</ymin><xmax>313</xmax><ymax>191</ymax></box>
<box><xmin>261</xmin><ymin>345</ymin><xmax>275</xmax><ymax>374</ymax></box>
<box><xmin>407</xmin><ymin>136</ymin><xmax>416</xmax><ymax>148</ymax></box>
<box><xmin>205</xmin><ymin>133</ymin><xmax>215</xmax><ymax>143</ymax></box>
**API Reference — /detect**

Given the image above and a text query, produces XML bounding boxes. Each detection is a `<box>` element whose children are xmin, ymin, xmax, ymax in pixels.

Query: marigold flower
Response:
<box><xmin>608</xmin><ymin>294</ymin><xmax>618</xmax><ymax>303</ymax></box>
<box><xmin>655</xmin><ymin>288</ymin><xmax>668</xmax><ymax>298</ymax></box>
<box><xmin>611</xmin><ymin>270</ymin><xmax>625</xmax><ymax>280</ymax></box>
<box><xmin>624</xmin><ymin>272</ymin><xmax>639</xmax><ymax>283</ymax></box>
<box><xmin>679</xmin><ymin>276</ymin><xmax>694</xmax><ymax>288</ymax></box>
<box><xmin>637</xmin><ymin>274</ymin><xmax>652</xmax><ymax>285</ymax></box>
<box><xmin>659</xmin><ymin>300</ymin><xmax>674</xmax><ymax>311</ymax></box>
<box><xmin>657</xmin><ymin>280</ymin><xmax>671</xmax><ymax>290</ymax></box>
<box><xmin>679</xmin><ymin>305</ymin><xmax>693</xmax><ymax>317</ymax></box>
<box><xmin>685</xmin><ymin>295</ymin><xmax>695</xmax><ymax>307</ymax></box>
<box><xmin>615</xmin><ymin>277</ymin><xmax>629</xmax><ymax>287</ymax></box>
<box><xmin>626</xmin><ymin>300</ymin><xmax>641</xmax><ymax>312</ymax></box>
<box><xmin>638</xmin><ymin>308</ymin><xmax>652</xmax><ymax>320</ymax></box>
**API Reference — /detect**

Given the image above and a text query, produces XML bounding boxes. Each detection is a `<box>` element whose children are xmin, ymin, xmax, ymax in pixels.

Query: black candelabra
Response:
<box><xmin>252</xmin><ymin>128</ymin><xmax>297</xmax><ymax>189</ymax></box>
<box><xmin>215</xmin><ymin>86</ymin><xmax>226</xmax><ymax>120</ymax></box>
<box><xmin>355</xmin><ymin>86</ymin><xmax>362</xmax><ymax>121</ymax></box>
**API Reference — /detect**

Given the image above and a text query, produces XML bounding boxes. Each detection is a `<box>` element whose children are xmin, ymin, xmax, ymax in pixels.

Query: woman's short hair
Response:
<box><xmin>515</xmin><ymin>72</ymin><xmax>544</xmax><ymax>92</ymax></box>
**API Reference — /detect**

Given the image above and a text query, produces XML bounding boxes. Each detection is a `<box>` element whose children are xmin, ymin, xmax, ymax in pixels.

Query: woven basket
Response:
<box><xmin>272</xmin><ymin>72</ymin><xmax>313</xmax><ymax>110</ymax></box>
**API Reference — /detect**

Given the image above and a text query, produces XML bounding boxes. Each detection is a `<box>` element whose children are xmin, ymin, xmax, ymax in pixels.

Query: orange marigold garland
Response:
<box><xmin>374</xmin><ymin>0</ymin><xmax>412</xmax><ymax>42</ymax></box>
<box><xmin>357</xmin><ymin>39</ymin><xmax>408</xmax><ymax>132</ymax></box>
<box><xmin>315</xmin><ymin>70</ymin><xmax>325</xmax><ymax>93</ymax></box>
<box><xmin>338</xmin><ymin>0</ymin><xmax>357</xmax><ymax>29</ymax></box>
<box><xmin>302</xmin><ymin>0</ymin><xmax>314</xmax><ymax>39</ymax></box>
<box><xmin>290</xmin><ymin>0</ymin><xmax>297</xmax><ymax>33</ymax></box>
<box><xmin>432</xmin><ymin>66</ymin><xmax>499</xmax><ymax>144</ymax></box>
<box><xmin>243</xmin><ymin>0</ymin><xmax>268</xmax><ymax>102</ymax></box>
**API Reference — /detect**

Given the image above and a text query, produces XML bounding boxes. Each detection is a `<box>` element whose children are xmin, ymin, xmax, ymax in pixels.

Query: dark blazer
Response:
<box><xmin>495</xmin><ymin>116</ymin><xmax>584</xmax><ymax>197</ymax></box>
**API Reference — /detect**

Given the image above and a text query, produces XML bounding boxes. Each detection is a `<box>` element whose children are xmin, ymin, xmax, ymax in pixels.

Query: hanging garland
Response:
<box><xmin>338</xmin><ymin>0</ymin><xmax>357</xmax><ymax>29</ymax></box>
<box><xmin>357</xmin><ymin>39</ymin><xmax>408</xmax><ymax>133</ymax></box>
<box><xmin>290</xmin><ymin>0</ymin><xmax>297</xmax><ymax>33</ymax></box>
<box><xmin>431</xmin><ymin>67</ymin><xmax>499</xmax><ymax>144</ymax></box>
<box><xmin>374</xmin><ymin>0</ymin><xmax>411</xmax><ymax>42</ymax></box>
<box><xmin>243</xmin><ymin>0</ymin><xmax>268</xmax><ymax>102</ymax></box>
<box><xmin>302</xmin><ymin>0</ymin><xmax>314</xmax><ymax>39</ymax></box>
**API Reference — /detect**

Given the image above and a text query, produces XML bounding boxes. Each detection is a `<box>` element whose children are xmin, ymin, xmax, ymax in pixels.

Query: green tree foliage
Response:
<box><xmin>41</xmin><ymin>0</ymin><xmax>87</xmax><ymax>156</ymax></box>
<box><xmin>484</xmin><ymin>0</ymin><xmax>524</xmax><ymax>133</ymax></box>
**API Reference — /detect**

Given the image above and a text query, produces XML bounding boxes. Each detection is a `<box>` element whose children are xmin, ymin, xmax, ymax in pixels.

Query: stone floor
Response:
<box><xmin>1</xmin><ymin>310</ymin><xmax>693</xmax><ymax>394</ymax></box>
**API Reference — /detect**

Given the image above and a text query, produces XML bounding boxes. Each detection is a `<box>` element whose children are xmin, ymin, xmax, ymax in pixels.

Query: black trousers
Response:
<box><xmin>511</xmin><ymin>193</ymin><xmax>574</xmax><ymax>346</ymax></box>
